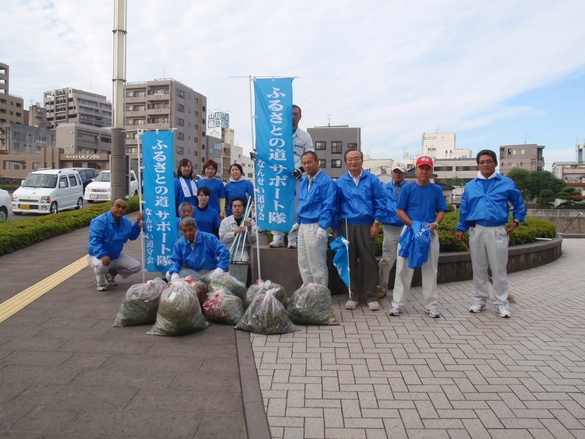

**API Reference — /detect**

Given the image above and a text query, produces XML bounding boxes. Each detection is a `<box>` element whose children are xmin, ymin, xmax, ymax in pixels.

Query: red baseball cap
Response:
<box><xmin>416</xmin><ymin>156</ymin><xmax>434</xmax><ymax>168</ymax></box>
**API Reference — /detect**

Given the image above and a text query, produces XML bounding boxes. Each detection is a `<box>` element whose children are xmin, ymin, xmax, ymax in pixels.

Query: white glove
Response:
<box><xmin>166</xmin><ymin>272</ymin><xmax>180</xmax><ymax>282</ymax></box>
<box><xmin>292</xmin><ymin>166</ymin><xmax>304</xmax><ymax>179</ymax></box>
<box><xmin>290</xmin><ymin>223</ymin><xmax>300</xmax><ymax>234</ymax></box>
<box><xmin>212</xmin><ymin>268</ymin><xmax>224</xmax><ymax>279</ymax></box>
<box><xmin>317</xmin><ymin>227</ymin><xmax>328</xmax><ymax>241</ymax></box>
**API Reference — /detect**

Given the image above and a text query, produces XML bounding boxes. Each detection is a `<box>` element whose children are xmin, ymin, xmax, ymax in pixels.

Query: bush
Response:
<box><xmin>0</xmin><ymin>196</ymin><xmax>141</xmax><ymax>256</ymax></box>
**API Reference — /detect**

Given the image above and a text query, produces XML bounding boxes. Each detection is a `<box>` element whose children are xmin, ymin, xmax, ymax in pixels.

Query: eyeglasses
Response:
<box><xmin>478</xmin><ymin>160</ymin><xmax>495</xmax><ymax>165</ymax></box>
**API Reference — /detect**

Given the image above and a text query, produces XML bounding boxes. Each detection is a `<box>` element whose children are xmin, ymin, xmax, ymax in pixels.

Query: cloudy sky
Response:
<box><xmin>2</xmin><ymin>0</ymin><xmax>584</xmax><ymax>168</ymax></box>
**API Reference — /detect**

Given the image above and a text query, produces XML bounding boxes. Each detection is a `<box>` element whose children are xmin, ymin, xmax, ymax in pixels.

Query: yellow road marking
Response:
<box><xmin>0</xmin><ymin>256</ymin><xmax>88</xmax><ymax>323</ymax></box>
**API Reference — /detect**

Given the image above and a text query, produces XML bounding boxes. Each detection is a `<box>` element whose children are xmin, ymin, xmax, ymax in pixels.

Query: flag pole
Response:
<box><xmin>137</xmin><ymin>130</ymin><xmax>145</xmax><ymax>283</ymax></box>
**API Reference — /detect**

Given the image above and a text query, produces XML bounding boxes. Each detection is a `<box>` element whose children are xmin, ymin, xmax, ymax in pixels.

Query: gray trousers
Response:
<box><xmin>340</xmin><ymin>222</ymin><xmax>378</xmax><ymax>303</ymax></box>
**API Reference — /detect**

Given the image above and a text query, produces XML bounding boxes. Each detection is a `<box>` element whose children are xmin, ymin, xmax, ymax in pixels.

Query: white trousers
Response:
<box><xmin>272</xmin><ymin>179</ymin><xmax>300</xmax><ymax>246</ymax></box>
<box><xmin>378</xmin><ymin>224</ymin><xmax>402</xmax><ymax>293</ymax></box>
<box><xmin>87</xmin><ymin>254</ymin><xmax>141</xmax><ymax>285</ymax></box>
<box><xmin>297</xmin><ymin>223</ymin><xmax>328</xmax><ymax>286</ymax></box>
<box><xmin>392</xmin><ymin>227</ymin><xmax>440</xmax><ymax>311</ymax></box>
<box><xmin>469</xmin><ymin>224</ymin><xmax>510</xmax><ymax>308</ymax></box>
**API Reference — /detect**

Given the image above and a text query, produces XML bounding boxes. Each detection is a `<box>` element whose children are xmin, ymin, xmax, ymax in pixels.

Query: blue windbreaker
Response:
<box><xmin>174</xmin><ymin>177</ymin><xmax>197</xmax><ymax>214</ymax></box>
<box><xmin>225</xmin><ymin>177</ymin><xmax>255</xmax><ymax>216</ymax></box>
<box><xmin>456</xmin><ymin>173</ymin><xmax>526</xmax><ymax>232</ymax></box>
<box><xmin>197</xmin><ymin>178</ymin><xmax>226</xmax><ymax>215</ymax></box>
<box><xmin>88</xmin><ymin>211</ymin><xmax>141</xmax><ymax>260</ymax></box>
<box><xmin>380</xmin><ymin>180</ymin><xmax>408</xmax><ymax>226</ymax></box>
<box><xmin>398</xmin><ymin>220</ymin><xmax>430</xmax><ymax>269</ymax></box>
<box><xmin>334</xmin><ymin>170</ymin><xmax>385</xmax><ymax>230</ymax></box>
<box><xmin>297</xmin><ymin>171</ymin><xmax>337</xmax><ymax>229</ymax></box>
<box><xmin>168</xmin><ymin>231</ymin><xmax>230</xmax><ymax>274</ymax></box>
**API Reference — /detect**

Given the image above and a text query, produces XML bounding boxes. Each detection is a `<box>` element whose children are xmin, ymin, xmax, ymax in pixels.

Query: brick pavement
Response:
<box><xmin>250</xmin><ymin>238</ymin><xmax>585</xmax><ymax>439</ymax></box>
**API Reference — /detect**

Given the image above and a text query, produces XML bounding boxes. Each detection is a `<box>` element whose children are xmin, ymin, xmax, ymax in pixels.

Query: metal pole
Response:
<box><xmin>137</xmin><ymin>130</ymin><xmax>145</xmax><ymax>283</ymax></box>
<box><xmin>111</xmin><ymin>0</ymin><xmax>127</xmax><ymax>201</ymax></box>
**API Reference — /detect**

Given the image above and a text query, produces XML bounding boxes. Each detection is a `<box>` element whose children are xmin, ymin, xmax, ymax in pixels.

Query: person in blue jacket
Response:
<box><xmin>194</xmin><ymin>186</ymin><xmax>220</xmax><ymax>237</ymax></box>
<box><xmin>166</xmin><ymin>216</ymin><xmax>230</xmax><ymax>284</ymax></box>
<box><xmin>225</xmin><ymin>163</ymin><xmax>255</xmax><ymax>217</ymax></box>
<box><xmin>332</xmin><ymin>149</ymin><xmax>386</xmax><ymax>311</ymax></box>
<box><xmin>456</xmin><ymin>149</ymin><xmax>526</xmax><ymax>318</ymax></box>
<box><xmin>290</xmin><ymin>151</ymin><xmax>337</xmax><ymax>286</ymax></box>
<box><xmin>174</xmin><ymin>158</ymin><xmax>197</xmax><ymax>216</ymax></box>
<box><xmin>377</xmin><ymin>162</ymin><xmax>408</xmax><ymax>299</ymax></box>
<box><xmin>197</xmin><ymin>159</ymin><xmax>226</xmax><ymax>220</ymax></box>
<box><xmin>388</xmin><ymin>156</ymin><xmax>449</xmax><ymax>318</ymax></box>
<box><xmin>87</xmin><ymin>199</ymin><xmax>144</xmax><ymax>291</ymax></box>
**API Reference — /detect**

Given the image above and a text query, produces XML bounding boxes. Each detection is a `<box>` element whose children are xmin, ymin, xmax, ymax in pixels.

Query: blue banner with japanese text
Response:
<box><xmin>142</xmin><ymin>130</ymin><xmax>177</xmax><ymax>272</ymax></box>
<box><xmin>253</xmin><ymin>78</ymin><xmax>294</xmax><ymax>231</ymax></box>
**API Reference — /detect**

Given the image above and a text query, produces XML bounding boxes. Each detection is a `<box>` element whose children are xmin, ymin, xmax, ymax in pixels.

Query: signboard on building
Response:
<box><xmin>207</xmin><ymin>112</ymin><xmax>230</xmax><ymax>139</ymax></box>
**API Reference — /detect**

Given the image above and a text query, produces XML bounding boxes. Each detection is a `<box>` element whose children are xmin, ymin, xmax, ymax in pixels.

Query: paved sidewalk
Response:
<box><xmin>251</xmin><ymin>239</ymin><xmax>585</xmax><ymax>439</ymax></box>
<box><xmin>0</xmin><ymin>216</ymin><xmax>257</xmax><ymax>439</ymax></box>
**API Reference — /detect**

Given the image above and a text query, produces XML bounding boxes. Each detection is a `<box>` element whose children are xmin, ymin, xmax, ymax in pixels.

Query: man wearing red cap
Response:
<box><xmin>388</xmin><ymin>156</ymin><xmax>449</xmax><ymax>318</ymax></box>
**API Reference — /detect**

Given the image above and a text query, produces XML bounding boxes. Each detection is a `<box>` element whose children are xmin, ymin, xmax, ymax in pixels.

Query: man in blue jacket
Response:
<box><xmin>332</xmin><ymin>149</ymin><xmax>385</xmax><ymax>311</ymax></box>
<box><xmin>378</xmin><ymin>162</ymin><xmax>408</xmax><ymax>299</ymax></box>
<box><xmin>167</xmin><ymin>216</ymin><xmax>230</xmax><ymax>284</ymax></box>
<box><xmin>388</xmin><ymin>156</ymin><xmax>449</xmax><ymax>318</ymax></box>
<box><xmin>290</xmin><ymin>151</ymin><xmax>337</xmax><ymax>286</ymax></box>
<box><xmin>87</xmin><ymin>199</ymin><xmax>144</xmax><ymax>291</ymax></box>
<box><xmin>456</xmin><ymin>149</ymin><xmax>526</xmax><ymax>318</ymax></box>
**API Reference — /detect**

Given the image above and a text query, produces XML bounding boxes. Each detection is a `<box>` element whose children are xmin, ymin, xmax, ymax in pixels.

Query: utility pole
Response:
<box><xmin>111</xmin><ymin>0</ymin><xmax>127</xmax><ymax>201</ymax></box>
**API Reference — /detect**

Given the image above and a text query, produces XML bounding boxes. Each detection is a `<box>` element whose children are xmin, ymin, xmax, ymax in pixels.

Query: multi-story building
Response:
<box><xmin>125</xmin><ymin>79</ymin><xmax>207</xmax><ymax>172</ymax></box>
<box><xmin>499</xmin><ymin>143</ymin><xmax>545</xmax><ymax>175</ymax></box>
<box><xmin>0</xmin><ymin>62</ymin><xmax>25</xmax><ymax>125</ymax></box>
<box><xmin>43</xmin><ymin>87</ymin><xmax>112</xmax><ymax>129</ymax></box>
<box><xmin>422</xmin><ymin>132</ymin><xmax>471</xmax><ymax>159</ymax></box>
<box><xmin>432</xmin><ymin>157</ymin><xmax>478</xmax><ymax>184</ymax></box>
<box><xmin>307</xmin><ymin>125</ymin><xmax>361</xmax><ymax>179</ymax></box>
<box><xmin>54</xmin><ymin>123</ymin><xmax>112</xmax><ymax>156</ymax></box>
<box><xmin>577</xmin><ymin>143</ymin><xmax>584</xmax><ymax>164</ymax></box>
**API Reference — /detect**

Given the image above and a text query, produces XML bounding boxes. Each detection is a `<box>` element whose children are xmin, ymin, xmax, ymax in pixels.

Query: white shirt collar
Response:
<box><xmin>477</xmin><ymin>171</ymin><xmax>497</xmax><ymax>180</ymax></box>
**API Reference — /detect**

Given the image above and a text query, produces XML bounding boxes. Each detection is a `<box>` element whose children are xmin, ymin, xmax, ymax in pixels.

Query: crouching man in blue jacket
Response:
<box><xmin>88</xmin><ymin>199</ymin><xmax>144</xmax><ymax>291</ymax></box>
<box><xmin>456</xmin><ymin>149</ymin><xmax>526</xmax><ymax>318</ymax></box>
<box><xmin>167</xmin><ymin>216</ymin><xmax>230</xmax><ymax>284</ymax></box>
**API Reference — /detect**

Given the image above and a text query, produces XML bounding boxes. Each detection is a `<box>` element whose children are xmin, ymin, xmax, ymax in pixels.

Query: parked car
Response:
<box><xmin>0</xmin><ymin>188</ymin><xmax>13</xmax><ymax>221</ymax></box>
<box><xmin>12</xmin><ymin>169</ymin><xmax>84</xmax><ymax>214</ymax></box>
<box><xmin>61</xmin><ymin>167</ymin><xmax>99</xmax><ymax>189</ymax></box>
<box><xmin>84</xmin><ymin>170</ymin><xmax>139</xmax><ymax>203</ymax></box>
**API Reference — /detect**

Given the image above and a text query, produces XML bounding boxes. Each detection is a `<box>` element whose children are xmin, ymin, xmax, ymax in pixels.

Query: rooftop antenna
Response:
<box><xmin>327</xmin><ymin>114</ymin><xmax>331</xmax><ymax>127</ymax></box>
<box><xmin>436</xmin><ymin>124</ymin><xmax>439</xmax><ymax>133</ymax></box>
<box><xmin>523</xmin><ymin>133</ymin><xmax>528</xmax><ymax>144</ymax></box>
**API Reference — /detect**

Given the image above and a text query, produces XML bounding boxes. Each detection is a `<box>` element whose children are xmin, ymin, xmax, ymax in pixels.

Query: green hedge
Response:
<box><xmin>0</xmin><ymin>196</ymin><xmax>141</xmax><ymax>256</ymax></box>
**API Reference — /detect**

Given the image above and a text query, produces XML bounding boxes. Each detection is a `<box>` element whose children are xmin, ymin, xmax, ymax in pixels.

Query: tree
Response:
<box><xmin>507</xmin><ymin>169</ymin><xmax>566</xmax><ymax>201</ymax></box>
<box><xmin>556</xmin><ymin>186</ymin><xmax>584</xmax><ymax>209</ymax></box>
<box><xmin>447</xmin><ymin>177</ymin><xmax>467</xmax><ymax>187</ymax></box>
<box><xmin>536</xmin><ymin>188</ymin><xmax>555</xmax><ymax>209</ymax></box>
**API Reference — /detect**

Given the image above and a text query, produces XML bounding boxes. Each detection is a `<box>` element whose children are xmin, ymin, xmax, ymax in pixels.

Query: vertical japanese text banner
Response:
<box><xmin>142</xmin><ymin>130</ymin><xmax>177</xmax><ymax>272</ymax></box>
<box><xmin>253</xmin><ymin>78</ymin><xmax>294</xmax><ymax>232</ymax></box>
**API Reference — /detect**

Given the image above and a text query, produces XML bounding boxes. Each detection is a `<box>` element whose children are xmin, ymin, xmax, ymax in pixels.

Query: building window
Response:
<box><xmin>14</xmin><ymin>132</ymin><xmax>20</xmax><ymax>138</ymax></box>
<box><xmin>331</xmin><ymin>141</ymin><xmax>342</xmax><ymax>154</ymax></box>
<box><xmin>178</xmin><ymin>90</ymin><xmax>185</xmax><ymax>97</ymax></box>
<box><xmin>177</xmin><ymin>132</ymin><xmax>185</xmax><ymax>140</ymax></box>
<box><xmin>177</xmin><ymin>147</ymin><xmax>184</xmax><ymax>154</ymax></box>
<box><xmin>319</xmin><ymin>159</ymin><xmax>326</xmax><ymax>168</ymax></box>
<box><xmin>331</xmin><ymin>159</ymin><xmax>342</xmax><ymax>168</ymax></box>
<box><xmin>348</xmin><ymin>143</ymin><xmax>357</xmax><ymax>149</ymax></box>
<box><xmin>178</xmin><ymin>104</ymin><xmax>185</xmax><ymax>112</ymax></box>
<box><xmin>315</xmin><ymin>141</ymin><xmax>326</xmax><ymax>150</ymax></box>
<box><xmin>178</xmin><ymin>118</ymin><xmax>184</xmax><ymax>126</ymax></box>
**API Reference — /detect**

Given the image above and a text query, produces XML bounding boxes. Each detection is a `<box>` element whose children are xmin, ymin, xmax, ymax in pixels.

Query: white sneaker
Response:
<box><xmin>497</xmin><ymin>305</ymin><xmax>511</xmax><ymax>318</ymax></box>
<box><xmin>287</xmin><ymin>243</ymin><xmax>297</xmax><ymax>249</ymax></box>
<box><xmin>469</xmin><ymin>303</ymin><xmax>486</xmax><ymax>313</ymax></box>
<box><xmin>368</xmin><ymin>301</ymin><xmax>380</xmax><ymax>311</ymax></box>
<box><xmin>345</xmin><ymin>300</ymin><xmax>358</xmax><ymax>310</ymax></box>
<box><xmin>269</xmin><ymin>241</ymin><xmax>285</xmax><ymax>248</ymax></box>
<box><xmin>427</xmin><ymin>307</ymin><xmax>441</xmax><ymax>318</ymax></box>
<box><xmin>96</xmin><ymin>283</ymin><xmax>106</xmax><ymax>291</ymax></box>
<box><xmin>388</xmin><ymin>306</ymin><xmax>401</xmax><ymax>316</ymax></box>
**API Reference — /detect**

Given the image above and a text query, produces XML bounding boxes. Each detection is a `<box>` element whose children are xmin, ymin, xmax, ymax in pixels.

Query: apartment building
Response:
<box><xmin>422</xmin><ymin>132</ymin><xmax>472</xmax><ymax>159</ymax></box>
<box><xmin>124</xmin><ymin>79</ymin><xmax>207</xmax><ymax>172</ymax></box>
<box><xmin>307</xmin><ymin>125</ymin><xmax>361</xmax><ymax>179</ymax></box>
<box><xmin>44</xmin><ymin>87</ymin><xmax>112</xmax><ymax>128</ymax></box>
<box><xmin>499</xmin><ymin>143</ymin><xmax>545</xmax><ymax>175</ymax></box>
<box><xmin>0</xmin><ymin>62</ymin><xmax>25</xmax><ymax>125</ymax></box>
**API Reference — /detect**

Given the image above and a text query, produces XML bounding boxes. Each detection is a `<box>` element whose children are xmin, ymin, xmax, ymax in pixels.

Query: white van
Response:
<box><xmin>84</xmin><ymin>170</ymin><xmax>139</xmax><ymax>203</ymax></box>
<box><xmin>12</xmin><ymin>169</ymin><xmax>84</xmax><ymax>215</ymax></box>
